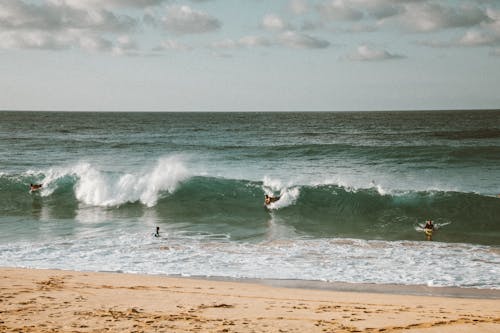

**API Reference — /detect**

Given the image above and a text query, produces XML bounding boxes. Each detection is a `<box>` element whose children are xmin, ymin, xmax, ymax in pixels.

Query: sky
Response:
<box><xmin>0</xmin><ymin>0</ymin><xmax>500</xmax><ymax>111</ymax></box>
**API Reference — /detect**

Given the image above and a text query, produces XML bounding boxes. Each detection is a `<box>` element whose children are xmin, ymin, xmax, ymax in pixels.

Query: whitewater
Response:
<box><xmin>0</xmin><ymin>111</ymin><xmax>499</xmax><ymax>289</ymax></box>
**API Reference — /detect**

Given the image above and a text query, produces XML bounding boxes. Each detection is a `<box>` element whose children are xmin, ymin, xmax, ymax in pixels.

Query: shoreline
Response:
<box><xmin>199</xmin><ymin>276</ymin><xmax>500</xmax><ymax>300</ymax></box>
<box><xmin>1</xmin><ymin>267</ymin><xmax>499</xmax><ymax>332</ymax></box>
<box><xmin>4</xmin><ymin>266</ymin><xmax>500</xmax><ymax>299</ymax></box>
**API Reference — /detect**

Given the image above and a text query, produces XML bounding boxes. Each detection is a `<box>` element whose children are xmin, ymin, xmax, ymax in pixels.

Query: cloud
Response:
<box><xmin>0</xmin><ymin>31</ymin><xmax>72</xmax><ymax>50</ymax></box>
<box><xmin>396</xmin><ymin>2</ymin><xmax>490</xmax><ymax>32</ymax></box>
<box><xmin>315</xmin><ymin>1</ymin><xmax>492</xmax><ymax>34</ymax></box>
<box><xmin>56</xmin><ymin>0</ymin><xmax>170</xmax><ymax>9</ymax></box>
<box><xmin>112</xmin><ymin>35</ymin><xmax>139</xmax><ymax>55</ymax></box>
<box><xmin>161</xmin><ymin>5</ymin><xmax>221</xmax><ymax>34</ymax></box>
<box><xmin>318</xmin><ymin>0</ymin><xmax>364</xmax><ymax>21</ymax></box>
<box><xmin>153</xmin><ymin>39</ymin><xmax>192</xmax><ymax>51</ymax></box>
<box><xmin>0</xmin><ymin>0</ymin><xmax>141</xmax><ymax>53</ymax></box>
<box><xmin>0</xmin><ymin>0</ymin><xmax>137</xmax><ymax>32</ymax></box>
<box><xmin>345</xmin><ymin>44</ymin><xmax>404</xmax><ymax>61</ymax></box>
<box><xmin>278</xmin><ymin>31</ymin><xmax>330</xmax><ymax>49</ymax></box>
<box><xmin>261</xmin><ymin>14</ymin><xmax>290</xmax><ymax>31</ymax></box>
<box><xmin>0</xmin><ymin>28</ymin><xmax>121</xmax><ymax>53</ymax></box>
<box><xmin>78</xmin><ymin>34</ymin><xmax>113</xmax><ymax>52</ymax></box>
<box><xmin>413</xmin><ymin>5</ymin><xmax>500</xmax><ymax>48</ymax></box>
<box><xmin>458</xmin><ymin>30</ymin><xmax>497</xmax><ymax>46</ymax></box>
<box><xmin>209</xmin><ymin>32</ymin><xmax>329</xmax><ymax>51</ymax></box>
<box><xmin>289</xmin><ymin>0</ymin><xmax>309</xmax><ymax>15</ymax></box>
<box><xmin>210</xmin><ymin>35</ymin><xmax>272</xmax><ymax>49</ymax></box>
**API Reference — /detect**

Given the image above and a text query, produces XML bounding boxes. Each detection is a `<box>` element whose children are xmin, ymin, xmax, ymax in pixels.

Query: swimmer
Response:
<box><xmin>424</xmin><ymin>220</ymin><xmax>434</xmax><ymax>241</ymax></box>
<box><xmin>264</xmin><ymin>194</ymin><xmax>280</xmax><ymax>206</ymax></box>
<box><xmin>154</xmin><ymin>226</ymin><xmax>160</xmax><ymax>237</ymax></box>
<box><xmin>29</xmin><ymin>183</ymin><xmax>42</xmax><ymax>193</ymax></box>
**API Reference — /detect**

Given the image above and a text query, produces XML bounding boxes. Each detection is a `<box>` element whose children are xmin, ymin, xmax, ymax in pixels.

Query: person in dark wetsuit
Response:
<box><xmin>154</xmin><ymin>226</ymin><xmax>160</xmax><ymax>238</ymax></box>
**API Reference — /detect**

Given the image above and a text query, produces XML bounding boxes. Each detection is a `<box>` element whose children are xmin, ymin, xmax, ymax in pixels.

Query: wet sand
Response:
<box><xmin>1</xmin><ymin>267</ymin><xmax>499</xmax><ymax>332</ymax></box>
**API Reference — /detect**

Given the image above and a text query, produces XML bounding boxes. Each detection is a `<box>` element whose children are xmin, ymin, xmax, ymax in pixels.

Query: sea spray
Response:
<box><xmin>74</xmin><ymin>156</ymin><xmax>189</xmax><ymax>207</ymax></box>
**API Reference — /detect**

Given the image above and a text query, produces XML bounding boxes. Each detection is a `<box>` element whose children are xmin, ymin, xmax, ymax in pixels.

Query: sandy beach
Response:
<box><xmin>0</xmin><ymin>268</ymin><xmax>499</xmax><ymax>333</ymax></box>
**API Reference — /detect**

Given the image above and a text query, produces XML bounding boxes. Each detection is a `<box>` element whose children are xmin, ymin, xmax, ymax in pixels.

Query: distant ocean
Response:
<box><xmin>1</xmin><ymin>111</ymin><xmax>499</xmax><ymax>289</ymax></box>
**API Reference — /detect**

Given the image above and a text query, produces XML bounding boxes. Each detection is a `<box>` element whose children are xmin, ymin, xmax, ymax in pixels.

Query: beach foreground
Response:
<box><xmin>1</xmin><ymin>268</ymin><xmax>499</xmax><ymax>333</ymax></box>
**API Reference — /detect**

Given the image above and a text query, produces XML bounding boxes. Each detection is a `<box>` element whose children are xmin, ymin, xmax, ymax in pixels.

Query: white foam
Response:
<box><xmin>1</xmin><ymin>234</ymin><xmax>499</xmax><ymax>289</ymax></box>
<box><xmin>79</xmin><ymin>156</ymin><xmax>189</xmax><ymax>207</ymax></box>
<box><xmin>262</xmin><ymin>176</ymin><xmax>300</xmax><ymax>209</ymax></box>
<box><xmin>35</xmin><ymin>156</ymin><xmax>190</xmax><ymax>207</ymax></box>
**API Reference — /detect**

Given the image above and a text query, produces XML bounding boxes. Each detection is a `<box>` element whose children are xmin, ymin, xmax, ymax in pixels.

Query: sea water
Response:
<box><xmin>0</xmin><ymin>111</ymin><xmax>499</xmax><ymax>289</ymax></box>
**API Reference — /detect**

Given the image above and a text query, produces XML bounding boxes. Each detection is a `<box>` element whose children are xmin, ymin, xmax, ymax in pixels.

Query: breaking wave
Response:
<box><xmin>1</xmin><ymin>157</ymin><xmax>499</xmax><ymax>245</ymax></box>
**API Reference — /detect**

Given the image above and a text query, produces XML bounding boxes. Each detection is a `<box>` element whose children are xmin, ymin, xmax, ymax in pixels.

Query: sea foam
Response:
<box><xmin>36</xmin><ymin>156</ymin><xmax>190</xmax><ymax>207</ymax></box>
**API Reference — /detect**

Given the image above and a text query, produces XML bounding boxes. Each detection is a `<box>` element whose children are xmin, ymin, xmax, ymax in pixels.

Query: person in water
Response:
<box><xmin>424</xmin><ymin>220</ymin><xmax>434</xmax><ymax>241</ymax></box>
<box><xmin>264</xmin><ymin>194</ymin><xmax>280</xmax><ymax>206</ymax></box>
<box><xmin>30</xmin><ymin>183</ymin><xmax>42</xmax><ymax>192</ymax></box>
<box><xmin>154</xmin><ymin>226</ymin><xmax>160</xmax><ymax>238</ymax></box>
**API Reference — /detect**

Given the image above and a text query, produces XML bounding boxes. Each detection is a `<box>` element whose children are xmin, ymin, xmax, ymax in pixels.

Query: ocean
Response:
<box><xmin>1</xmin><ymin>110</ymin><xmax>499</xmax><ymax>289</ymax></box>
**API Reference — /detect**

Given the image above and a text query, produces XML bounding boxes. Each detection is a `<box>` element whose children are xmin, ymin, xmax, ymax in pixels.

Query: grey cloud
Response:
<box><xmin>418</xmin><ymin>30</ymin><xmax>500</xmax><ymax>48</ymax></box>
<box><xmin>0</xmin><ymin>0</ymin><xmax>137</xmax><ymax>33</ymax></box>
<box><xmin>62</xmin><ymin>0</ymin><xmax>170</xmax><ymax>9</ymax></box>
<box><xmin>210</xmin><ymin>36</ymin><xmax>273</xmax><ymax>49</ymax></box>
<box><xmin>315</xmin><ymin>1</ymin><xmax>492</xmax><ymax>34</ymax></box>
<box><xmin>162</xmin><ymin>5</ymin><xmax>221</xmax><ymax>34</ymax></box>
<box><xmin>399</xmin><ymin>2</ymin><xmax>491</xmax><ymax>32</ymax></box>
<box><xmin>0</xmin><ymin>31</ymin><xmax>72</xmax><ymax>50</ymax></box>
<box><xmin>153</xmin><ymin>39</ymin><xmax>193</xmax><ymax>51</ymax></box>
<box><xmin>0</xmin><ymin>30</ymin><xmax>117</xmax><ymax>52</ymax></box>
<box><xmin>278</xmin><ymin>31</ymin><xmax>330</xmax><ymax>49</ymax></box>
<box><xmin>317</xmin><ymin>0</ymin><xmax>364</xmax><ymax>21</ymax></box>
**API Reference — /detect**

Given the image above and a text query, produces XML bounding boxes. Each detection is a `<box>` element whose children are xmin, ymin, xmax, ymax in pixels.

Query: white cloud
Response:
<box><xmin>318</xmin><ymin>0</ymin><xmax>364</xmax><ymax>21</ymax></box>
<box><xmin>278</xmin><ymin>31</ymin><xmax>330</xmax><ymax>49</ymax></box>
<box><xmin>346</xmin><ymin>44</ymin><xmax>404</xmax><ymax>61</ymax></box>
<box><xmin>0</xmin><ymin>30</ymin><xmax>71</xmax><ymax>50</ymax></box>
<box><xmin>458</xmin><ymin>30</ymin><xmax>497</xmax><ymax>46</ymax></box>
<box><xmin>239</xmin><ymin>35</ymin><xmax>273</xmax><ymax>48</ymax></box>
<box><xmin>112</xmin><ymin>35</ymin><xmax>139</xmax><ymax>55</ymax></box>
<box><xmin>210</xmin><ymin>32</ymin><xmax>329</xmax><ymax>51</ymax></box>
<box><xmin>0</xmin><ymin>0</ymin><xmax>137</xmax><ymax>32</ymax></box>
<box><xmin>289</xmin><ymin>0</ymin><xmax>308</xmax><ymax>15</ymax></box>
<box><xmin>0</xmin><ymin>29</ymin><xmax>119</xmax><ymax>53</ymax></box>
<box><xmin>262</xmin><ymin>14</ymin><xmax>288</xmax><ymax>31</ymax></box>
<box><xmin>0</xmin><ymin>0</ymin><xmax>141</xmax><ymax>53</ymax></box>
<box><xmin>161</xmin><ymin>5</ymin><xmax>221</xmax><ymax>34</ymax></box>
<box><xmin>210</xmin><ymin>36</ymin><xmax>272</xmax><ymax>49</ymax></box>
<box><xmin>54</xmin><ymin>0</ymin><xmax>169</xmax><ymax>9</ymax></box>
<box><xmin>78</xmin><ymin>34</ymin><xmax>113</xmax><ymax>52</ymax></box>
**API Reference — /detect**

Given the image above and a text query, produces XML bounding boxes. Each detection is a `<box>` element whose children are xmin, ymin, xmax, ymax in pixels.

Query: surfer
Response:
<box><xmin>154</xmin><ymin>226</ymin><xmax>160</xmax><ymax>238</ymax></box>
<box><xmin>424</xmin><ymin>220</ymin><xmax>434</xmax><ymax>241</ymax></box>
<box><xmin>29</xmin><ymin>183</ymin><xmax>42</xmax><ymax>193</ymax></box>
<box><xmin>264</xmin><ymin>194</ymin><xmax>280</xmax><ymax>206</ymax></box>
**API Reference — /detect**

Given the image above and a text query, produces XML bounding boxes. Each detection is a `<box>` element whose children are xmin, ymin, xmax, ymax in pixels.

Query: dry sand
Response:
<box><xmin>1</xmin><ymin>267</ymin><xmax>499</xmax><ymax>332</ymax></box>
